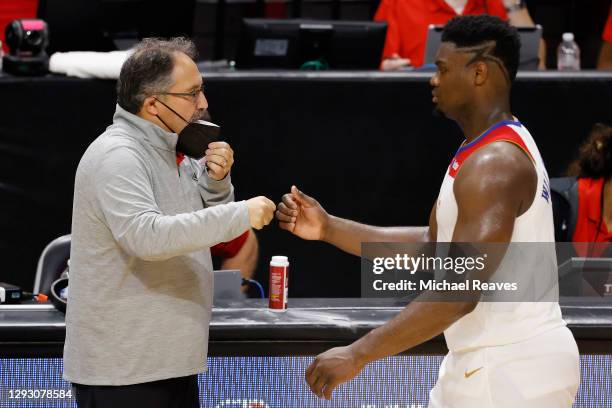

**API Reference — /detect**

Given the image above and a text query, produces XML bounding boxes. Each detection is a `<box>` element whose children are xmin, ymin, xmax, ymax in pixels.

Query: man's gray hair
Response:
<box><xmin>117</xmin><ymin>37</ymin><xmax>198</xmax><ymax>114</ymax></box>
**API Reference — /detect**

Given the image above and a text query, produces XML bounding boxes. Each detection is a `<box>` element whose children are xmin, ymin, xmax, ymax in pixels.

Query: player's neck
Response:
<box><xmin>458</xmin><ymin>102</ymin><xmax>512</xmax><ymax>144</ymax></box>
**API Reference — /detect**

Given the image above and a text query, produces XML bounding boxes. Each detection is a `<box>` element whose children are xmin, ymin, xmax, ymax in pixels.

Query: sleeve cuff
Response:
<box><xmin>237</xmin><ymin>200</ymin><xmax>251</xmax><ymax>231</ymax></box>
<box><xmin>201</xmin><ymin>169</ymin><xmax>232</xmax><ymax>192</ymax></box>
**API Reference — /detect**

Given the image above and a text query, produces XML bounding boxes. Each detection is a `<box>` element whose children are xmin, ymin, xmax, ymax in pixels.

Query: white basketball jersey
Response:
<box><xmin>435</xmin><ymin>120</ymin><xmax>566</xmax><ymax>352</ymax></box>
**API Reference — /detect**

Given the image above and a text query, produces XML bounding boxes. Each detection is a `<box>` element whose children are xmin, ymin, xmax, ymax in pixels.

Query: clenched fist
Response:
<box><xmin>246</xmin><ymin>196</ymin><xmax>276</xmax><ymax>230</ymax></box>
<box><xmin>276</xmin><ymin>186</ymin><xmax>329</xmax><ymax>240</ymax></box>
<box><xmin>204</xmin><ymin>141</ymin><xmax>234</xmax><ymax>181</ymax></box>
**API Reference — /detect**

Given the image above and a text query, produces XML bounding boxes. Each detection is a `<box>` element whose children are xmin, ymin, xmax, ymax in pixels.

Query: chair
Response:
<box><xmin>34</xmin><ymin>235</ymin><xmax>245</xmax><ymax>302</ymax></box>
<box><xmin>550</xmin><ymin>177</ymin><xmax>579</xmax><ymax>242</ymax></box>
<box><xmin>33</xmin><ymin>234</ymin><xmax>71</xmax><ymax>295</ymax></box>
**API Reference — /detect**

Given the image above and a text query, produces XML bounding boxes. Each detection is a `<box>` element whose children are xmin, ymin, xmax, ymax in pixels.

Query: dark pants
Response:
<box><xmin>74</xmin><ymin>375</ymin><xmax>199</xmax><ymax>408</ymax></box>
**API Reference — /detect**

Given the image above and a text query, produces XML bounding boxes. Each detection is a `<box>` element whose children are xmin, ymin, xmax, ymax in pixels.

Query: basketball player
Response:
<box><xmin>276</xmin><ymin>15</ymin><xmax>580</xmax><ymax>407</ymax></box>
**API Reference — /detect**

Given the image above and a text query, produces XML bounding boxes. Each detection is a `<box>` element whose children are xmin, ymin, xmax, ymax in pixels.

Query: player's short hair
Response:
<box><xmin>441</xmin><ymin>15</ymin><xmax>521</xmax><ymax>82</ymax></box>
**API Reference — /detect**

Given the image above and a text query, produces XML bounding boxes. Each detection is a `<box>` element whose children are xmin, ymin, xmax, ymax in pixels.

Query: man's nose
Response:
<box><xmin>197</xmin><ymin>91</ymin><xmax>208</xmax><ymax>110</ymax></box>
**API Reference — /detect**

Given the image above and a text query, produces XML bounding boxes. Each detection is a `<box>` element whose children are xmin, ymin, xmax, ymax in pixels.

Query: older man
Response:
<box><xmin>63</xmin><ymin>37</ymin><xmax>275</xmax><ymax>407</ymax></box>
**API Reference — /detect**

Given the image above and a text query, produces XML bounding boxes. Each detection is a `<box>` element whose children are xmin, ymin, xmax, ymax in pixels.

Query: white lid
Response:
<box><xmin>271</xmin><ymin>255</ymin><xmax>289</xmax><ymax>265</ymax></box>
<box><xmin>562</xmin><ymin>32</ymin><xmax>574</xmax><ymax>42</ymax></box>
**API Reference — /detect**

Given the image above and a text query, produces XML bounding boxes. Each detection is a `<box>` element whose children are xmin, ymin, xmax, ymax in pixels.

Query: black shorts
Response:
<box><xmin>74</xmin><ymin>374</ymin><xmax>199</xmax><ymax>408</ymax></box>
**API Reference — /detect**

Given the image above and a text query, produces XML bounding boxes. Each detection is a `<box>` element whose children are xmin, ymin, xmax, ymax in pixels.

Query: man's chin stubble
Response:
<box><xmin>191</xmin><ymin>109</ymin><xmax>212</xmax><ymax>122</ymax></box>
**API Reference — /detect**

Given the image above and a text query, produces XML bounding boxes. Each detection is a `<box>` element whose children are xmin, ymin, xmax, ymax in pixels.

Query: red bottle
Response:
<box><xmin>268</xmin><ymin>256</ymin><xmax>289</xmax><ymax>311</ymax></box>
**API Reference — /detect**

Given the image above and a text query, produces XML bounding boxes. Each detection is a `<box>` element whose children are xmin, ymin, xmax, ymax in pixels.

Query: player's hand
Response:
<box><xmin>204</xmin><ymin>141</ymin><xmax>234</xmax><ymax>180</ymax></box>
<box><xmin>246</xmin><ymin>196</ymin><xmax>276</xmax><ymax>230</ymax></box>
<box><xmin>381</xmin><ymin>54</ymin><xmax>411</xmax><ymax>71</ymax></box>
<box><xmin>276</xmin><ymin>186</ymin><xmax>329</xmax><ymax>240</ymax></box>
<box><xmin>305</xmin><ymin>345</ymin><xmax>365</xmax><ymax>400</ymax></box>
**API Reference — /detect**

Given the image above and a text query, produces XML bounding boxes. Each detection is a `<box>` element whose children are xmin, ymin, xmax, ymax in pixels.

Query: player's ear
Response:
<box><xmin>473</xmin><ymin>61</ymin><xmax>488</xmax><ymax>86</ymax></box>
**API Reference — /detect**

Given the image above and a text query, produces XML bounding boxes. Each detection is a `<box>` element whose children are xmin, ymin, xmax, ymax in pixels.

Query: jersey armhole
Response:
<box><xmin>493</xmin><ymin>140</ymin><xmax>539</xmax><ymax>218</ymax></box>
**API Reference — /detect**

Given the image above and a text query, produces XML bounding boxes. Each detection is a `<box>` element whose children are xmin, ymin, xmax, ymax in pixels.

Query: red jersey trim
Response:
<box><xmin>448</xmin><ymin>123</ymin><xmax>533</xmax><ymax>179</ymax></box>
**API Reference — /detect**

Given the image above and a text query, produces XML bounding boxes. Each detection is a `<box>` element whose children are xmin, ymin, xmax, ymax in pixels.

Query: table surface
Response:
<box><xmin>2</xmin><ymin>297</ymin><xmax>611</xmax><ymax>337</ymax></box>
<box><xmin>1</xmin><ymin>297</ymin><xmax>611</xmax><ymax>356</ymax></box>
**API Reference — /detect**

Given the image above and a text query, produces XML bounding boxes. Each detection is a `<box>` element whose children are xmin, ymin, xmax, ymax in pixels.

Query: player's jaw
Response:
<box><xmin>431</xmin><ymin>87</ymin><xmax>448</xmax><ymax>118</ymax></box>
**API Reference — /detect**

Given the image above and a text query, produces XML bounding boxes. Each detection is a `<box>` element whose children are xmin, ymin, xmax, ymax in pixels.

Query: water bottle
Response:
<box><xmin>557</xmin><ymin>32</ymin><xmax>580</xmax><ymax>71</ymax></box>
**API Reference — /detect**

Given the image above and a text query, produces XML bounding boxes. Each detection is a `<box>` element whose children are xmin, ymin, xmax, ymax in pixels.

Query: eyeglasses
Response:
<box><xmin>157</xmin><ymin>84</ymin><xmax>205</xmax><ymax>102</ymax></box>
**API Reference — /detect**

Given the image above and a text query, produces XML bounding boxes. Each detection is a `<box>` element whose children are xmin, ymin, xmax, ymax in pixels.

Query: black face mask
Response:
<box><xmin>154</xmin><ymin>98</ymin><xmax>220</xmax><ymax>160</ymax></box>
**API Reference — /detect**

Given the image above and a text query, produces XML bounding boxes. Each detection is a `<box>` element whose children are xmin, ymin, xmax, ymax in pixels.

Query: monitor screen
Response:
<box><xmin>236</xmin><ymin>19</ymin><xmax>387</xmax><ymax>70</ymax></box>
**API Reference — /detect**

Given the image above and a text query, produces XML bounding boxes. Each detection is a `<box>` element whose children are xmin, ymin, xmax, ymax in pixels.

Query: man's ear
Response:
<box><xmin>473</xmin><ymin>60</ymin><xmax>488</xmax><ymax>86</ymax></box>
<box><xmin>142</xmin><ymin>96</ymin><xmax>160</xmax><ymax>116</ymax></box>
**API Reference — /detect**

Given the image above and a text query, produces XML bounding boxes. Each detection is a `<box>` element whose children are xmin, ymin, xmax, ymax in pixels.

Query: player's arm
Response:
<box><xmin>323</xmin><ymin>203</ymin><xmax>437</xmax><ymax>256</ymax></box>
<box><xmin>351</xmin><ymin>143</ymin><xmax>535</xmax><ymax>360</ymax></box>
<box><xmin>598</xmin><ymin>8</ymin><xmax>612</xmax><ymax>69</ymax></box>
<box><xmin>507</xmin><ymin>9</ymin><xmax>534</xmax><ymax>27</ymax></box>
<box><xmin>305</xmin><ymin>143</ymin><xmax>536</xmax><ymax>399</ymax></box>
<box><xmin>598</xmin><ymin>41</ymin><xmax>612</xmax><ymax>69</ymax></box>
<box><xmin>276</xmin><ymin>185</ymin><xmax>436</xmax><ymax>257</ymax></box>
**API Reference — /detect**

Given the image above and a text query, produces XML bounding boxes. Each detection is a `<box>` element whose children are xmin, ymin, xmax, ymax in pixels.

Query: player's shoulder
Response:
<box><xmin>470</xmin><ymin>140</ymin><xmax>532</xmax><ymax>170</ymax></box>
<box><xmin>455</xmin><ymin>141</ymin><xmax>535</xmax><ymax>194</ymax></box>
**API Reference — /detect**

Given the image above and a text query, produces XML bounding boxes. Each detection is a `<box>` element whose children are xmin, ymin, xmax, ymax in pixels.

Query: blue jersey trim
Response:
<box><xmin>456</xmin><ymin>120</ymin><xmax>523</xmax><ymax>155</ymax></box>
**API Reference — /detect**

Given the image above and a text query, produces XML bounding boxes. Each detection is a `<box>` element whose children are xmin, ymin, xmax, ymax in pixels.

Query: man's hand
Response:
<box><xmin>246</xmin><ymin>196</ymin><xmax>276</xmax><ymax>230</ymax></box>
<box><xmin>204</xmin><ymin>141</ymin><xmax>234</xmax><ymax>180</ymax></box>
<box><xmin>381</xmin><ymin>54</ymin><xmax>411</xmax><ymax>71</ymax></box>
<box><xmin>276</xmin><ymin>186</ymin><xmax>329</xmax><ymax>240</ymax></box>
<box><xmin>305</xmin><ymin>346</ymin><xmax>365</xmax><ymax>400</ymax></box>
